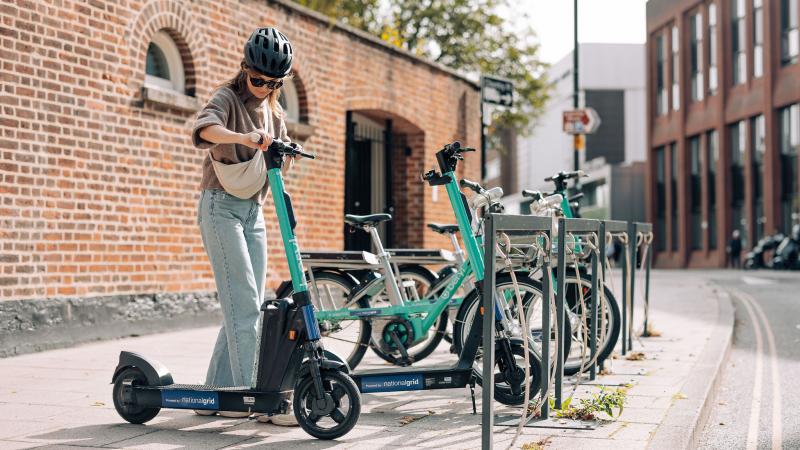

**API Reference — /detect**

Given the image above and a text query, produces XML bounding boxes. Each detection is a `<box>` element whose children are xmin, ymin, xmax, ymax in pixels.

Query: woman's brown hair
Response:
<box><xmin>215</xmin><ymin>60</ymin><xmax>288</xmax><ymax>119</ymax></box>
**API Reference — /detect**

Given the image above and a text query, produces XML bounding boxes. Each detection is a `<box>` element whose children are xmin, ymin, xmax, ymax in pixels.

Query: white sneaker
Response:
<box><xmin>218</xmin><ymin>411</ymin><xmax>251</xmax><ymax>418</ymax></box>
<box><xmin>194</xmin><ymin>410</ymin><xmax>217</xmax><ymax>416</ymax></box>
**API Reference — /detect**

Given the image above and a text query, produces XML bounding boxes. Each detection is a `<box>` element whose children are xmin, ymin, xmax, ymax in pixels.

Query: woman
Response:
<box><xmin>191</xmin><ymin>27</ymin><xmax>297</xmax><ymax>426</ymax></box>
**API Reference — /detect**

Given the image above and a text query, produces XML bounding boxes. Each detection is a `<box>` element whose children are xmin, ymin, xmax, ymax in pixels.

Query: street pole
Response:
<box><xmin>572</xmin><ymin>0</ymin><xmax>581</xmax><ymax>193</ymax></box>
<box><xmin>481</xmin><ymin>99</ymin><xmax>486</xmax><ymax>181</ymax></box>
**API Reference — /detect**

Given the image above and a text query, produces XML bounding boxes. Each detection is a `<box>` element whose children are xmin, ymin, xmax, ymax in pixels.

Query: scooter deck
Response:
<box><xmin>350</xmin><ymin>364</ymin><xmax>474</xmax><ymax>393</ymax></box>
<box><xmin>126</xmin><ymin>383</ymin><xmax>292</xmax><ymax>414</ymax></box>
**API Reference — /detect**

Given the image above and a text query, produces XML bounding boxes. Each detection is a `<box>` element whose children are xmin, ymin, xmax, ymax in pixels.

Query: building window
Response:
<box><xmin>656</xmin><ymin>147</ymin><xmax>666</xmax><ymax>251</ymax></box>
<box><xmin>656</xmin><ymin>34</ymin><xmax>668</xmax><ymax>116</ymax></box>
<box><xmin>670</xmin><ymin>142</ymin><xmax>679</xmax><ymax>251</ymax></box>
<box><xmin>751</xmin><ymin>114</ymin><xmax>766</xmax><ymax>241</ymax></box>
<box><xmin>671</xmin><ymin>26</ymin><xmax>680</xmax><ymax>111</ymax></box>
<box><xmin>779</xmin><ymin>104</ymin><xmax>799</xmax><ymax>232</ymax></box>
<box><xmin>145</xmin><ymin>30</ymin><xmax>185</xmax><ymax>93</ymax></box>
<box><xmin>707</xmin><ymin>129</ymin><xmax>719</xmax><ymax>248</ymax></box>
<box><xmin>753</xmin><ymin>0</ymin><xmax>764</xmax><ymax>78</ymax></box>
<box><xmin>690</xmin><ymin>136</ymin><xmax>703</xmax><ymax>249</ymax></box>
<box><xmin>708</xmin><ymin>2</ymin><xmax>719</xmax><ymax>94</ymax></box>
<box><xmin>731</xmin><ymin>0</ymin><xmax>747</xmax><ymax>85</ymax></box>
<box><xmin>691</xmin><ymin>12</ymin><xmax>705</xmax><ymax>102</ymax></box>
<box><xmin>782</xmin><ymin>0</ymin><xmax>799</xmax><ymax>64</ymax></box>
<box><xmin>730</xmin><ymin>121</ymin><xmax>747</xmax><ymax>247</ymax></box>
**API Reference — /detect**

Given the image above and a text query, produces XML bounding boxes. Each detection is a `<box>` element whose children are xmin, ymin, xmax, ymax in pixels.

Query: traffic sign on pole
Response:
<box><xmin>562</xmin><ymin>107</ymin><xmax>601</xmax><ymax>135</ymax></box>
<box><xmin>481</xmin><ymin>76</ymin><xmax>514</xmax><ymax>107</ymax></box>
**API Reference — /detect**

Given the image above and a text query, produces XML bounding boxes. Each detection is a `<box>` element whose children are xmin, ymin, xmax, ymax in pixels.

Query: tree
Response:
<box><xmin>293</xmin><ymin>0</ymin><xmax>381</xmax><ymax>32</ymax></box>
<box><xmin>294</xmin><ymin>0</ymin><xmax>549</xmax><ymax>133</ymax></box>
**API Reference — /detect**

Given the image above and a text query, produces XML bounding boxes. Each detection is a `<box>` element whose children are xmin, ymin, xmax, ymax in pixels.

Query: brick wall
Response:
<box><xmin>0</xmin><ymin>0</ymin><xmax>481</xmax><ymax>304</ymax></box>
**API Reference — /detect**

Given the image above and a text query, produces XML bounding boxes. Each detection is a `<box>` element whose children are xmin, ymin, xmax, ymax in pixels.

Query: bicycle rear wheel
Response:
<box><xmin>279</xmin><ymin>271</ymin><xmax>372</xmax><ymax>369</ymax></box>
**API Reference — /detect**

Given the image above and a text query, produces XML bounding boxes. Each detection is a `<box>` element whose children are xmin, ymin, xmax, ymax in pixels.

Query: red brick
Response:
<box><xmin>0</xmin><ymin>0</ymin><xmax>480</xmax><ymax>301</ymax></box>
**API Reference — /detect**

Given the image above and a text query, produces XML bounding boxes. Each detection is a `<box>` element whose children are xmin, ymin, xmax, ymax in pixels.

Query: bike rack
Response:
<box><xmin>482</xmin><ymin>213</ymin><xmax>553</xmax><ymax>450</ymax></box>
<box><xmin>601</xmin><ymin>220</ymin><xmax>630</xmax><ymax>355</ymax></box>
<box><xmin>632</xmin><ymin>222</ymin><xmax>654</xmax><ymax>338</ymax></box>
<box><xmin>556</xmin><ymin>218</ymin><xmax>602</xmax><ymax>397</ymax></box>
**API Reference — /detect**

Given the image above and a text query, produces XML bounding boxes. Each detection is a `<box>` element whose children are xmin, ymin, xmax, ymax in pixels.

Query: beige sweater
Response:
<box><xmin>192</xmin><ymin>86</ymin><xmax>290</xmax><ymax>205</ymax></box>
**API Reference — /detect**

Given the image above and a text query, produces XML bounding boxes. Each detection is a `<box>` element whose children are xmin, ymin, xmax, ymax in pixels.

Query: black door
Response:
<box><xmin>345</xmin><ymin>138</ymin><xmax>372</xmax><ymax>251</ymax></box>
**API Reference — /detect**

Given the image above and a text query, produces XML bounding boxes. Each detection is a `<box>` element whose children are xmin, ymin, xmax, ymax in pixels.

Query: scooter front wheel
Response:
<box><xmin>294</xmin><ymin>369</ymin><xmax>361</xmax><ymax>440</ymax></box>
<box><xmin>112</xmin><ymin>367</ymin><xmax>160</xmax><ymax>424</ymax></box>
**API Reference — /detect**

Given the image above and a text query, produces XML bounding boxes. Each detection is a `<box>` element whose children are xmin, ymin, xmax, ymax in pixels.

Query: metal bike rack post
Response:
<box><xmin>627</xmin><ymin>221</ymin><xmax>637</xmax><ymax>352</ymax></box>
<box><xmin>635</xmin><ymin>222</ymin><xmax>653</xmax><ymax>337</ymax></box>
<box><xmin>602</xmin><ymin>220</ymin><xmax>629</xmax><ymax>355</ymax></box>
<box><xmin>482</xmin><ymin>213</ymin><xmax>553</xmax><ymax>449</ymax></box>
<box><xmin>482</xmin><ymin>214</ymin><xmax>496</xmax><ymax>450</ymax></box>
<box><xmin>592</xmin><ymin>220</ymin><xmax>606</xmax><ymax>380</ymax></box>
<box><xmin>559</xmin><ymin>218</ymin><xmax>601</xmax><ymax>389</ymax></box>
<box><xmin>555</xmin><ymin>218</ymin><xmax>567</xmax><ymax>408</ymax></box>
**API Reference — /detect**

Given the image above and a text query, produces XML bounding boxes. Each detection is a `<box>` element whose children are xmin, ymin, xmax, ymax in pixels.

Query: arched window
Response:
<box><xmin>145</xmin><ymin>30</ymin><xmax>185</xmax><ymax>93</ymax></box>
<box><xmin>279</xmin><ymin>78</ymin><xmax>300</xmax><ymax>123</ymax></box>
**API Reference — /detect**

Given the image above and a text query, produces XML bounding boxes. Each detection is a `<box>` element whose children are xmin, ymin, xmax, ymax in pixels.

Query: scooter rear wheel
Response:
<box><xmin>112</xmin><ymin>367</ymin><xmax>160</xmax><ymax>424</ymax></box>
<box><xmin>294</xmin><ymin>369</ymin><xmax>361</xmax><ymax>440</ymax></box>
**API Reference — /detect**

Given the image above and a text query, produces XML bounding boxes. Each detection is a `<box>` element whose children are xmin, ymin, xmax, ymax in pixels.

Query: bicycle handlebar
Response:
<box><xmin>543</xmin><ymin>170</ymin><xmax>586</xmax><ymax>183</ymax></box>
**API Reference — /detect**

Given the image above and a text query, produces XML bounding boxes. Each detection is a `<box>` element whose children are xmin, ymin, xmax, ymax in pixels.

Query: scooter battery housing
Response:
<box><xmin>254</xmin><ymin>298</ymin><xmax>306</xmax><ymax>392</ymax></box>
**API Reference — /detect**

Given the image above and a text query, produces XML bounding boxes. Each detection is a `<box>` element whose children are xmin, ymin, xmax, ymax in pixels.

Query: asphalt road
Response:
<box><xmin>698</xmin><ymin>271</ymin><xmax>800</xmax><ymax>450</ymax></box>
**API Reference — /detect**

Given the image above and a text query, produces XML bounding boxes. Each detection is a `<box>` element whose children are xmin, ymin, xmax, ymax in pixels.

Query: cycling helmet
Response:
<box><xmin>243</xmin><ymin>27</ymin><xmax>293</xmax><ymax>78</ymax></box>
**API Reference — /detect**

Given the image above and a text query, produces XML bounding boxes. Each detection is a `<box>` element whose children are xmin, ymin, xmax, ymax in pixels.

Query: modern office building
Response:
<box><xmin>646</xmin><ymin>0</ymin><xmax>799</xmax><ymax>267</ymax></box>
<box><xmin>506</xmin><ymin>43</ymin><xmax>647</xmax><ymax>224</ymax></box>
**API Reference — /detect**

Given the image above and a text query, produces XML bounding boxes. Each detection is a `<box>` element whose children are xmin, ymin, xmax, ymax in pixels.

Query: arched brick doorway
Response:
<box><xmin>344</xmin><ymin>110</ymin><xmax>425</xmax><ymax>251</ymax></box>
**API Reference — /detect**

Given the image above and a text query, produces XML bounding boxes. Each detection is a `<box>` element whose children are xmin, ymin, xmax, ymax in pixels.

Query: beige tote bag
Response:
<box><xmin>210</xmin><ymin>103</ymin><xmax>271</xmax><ymax>199</ymax></box>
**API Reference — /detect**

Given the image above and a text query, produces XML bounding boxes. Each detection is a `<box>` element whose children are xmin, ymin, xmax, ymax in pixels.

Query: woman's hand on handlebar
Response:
<box><xmin>240</xmin><ymin>130</ymin><xmax>272</xmax><ymax>151</ymax></box>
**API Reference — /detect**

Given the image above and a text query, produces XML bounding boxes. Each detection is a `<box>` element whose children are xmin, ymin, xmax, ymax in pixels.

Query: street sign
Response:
<box><xmin>481</xmin><ymin>76</ymin><xmax>513</xmax><ymax>107</ymax></box>
<box><xmin>562</xmin><ymin>107</ymin><xmax>601</xmax><ymax>135</ymax></box>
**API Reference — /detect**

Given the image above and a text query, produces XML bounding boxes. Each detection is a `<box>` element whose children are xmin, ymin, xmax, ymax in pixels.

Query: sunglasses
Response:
<box><xmin>249</xmin><ymin>76</ymin><xmax>283</xmax><ymax>90</ymax></box>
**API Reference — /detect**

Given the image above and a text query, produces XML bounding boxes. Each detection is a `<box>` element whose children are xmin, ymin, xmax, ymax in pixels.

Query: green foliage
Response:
<box><xmin>293</xmin><ymin>0</ymin><xmax>381</xmax><ymax>31</ymax></box>
<box><xmin>549</xmin><ymin>387</ymin><xmax>628</xmax><ymax>421</ymax></box>
<box><xmin>292</xmin><ymin>0</ymin><xmax>549</xmax><ymax>133</ymax></box>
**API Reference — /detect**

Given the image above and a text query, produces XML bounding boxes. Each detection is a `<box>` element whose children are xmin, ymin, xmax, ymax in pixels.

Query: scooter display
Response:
<box><xmin>111</xmin><ymin>141</ymin><xmax>362</xmax><ymax>440</ymax></box>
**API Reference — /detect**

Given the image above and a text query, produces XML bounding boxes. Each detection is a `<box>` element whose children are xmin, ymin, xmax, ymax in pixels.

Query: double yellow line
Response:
<box><xmin>731</xmin><ymin>290</ymin><xmax>782</xmax><ymax>450</ymax></box>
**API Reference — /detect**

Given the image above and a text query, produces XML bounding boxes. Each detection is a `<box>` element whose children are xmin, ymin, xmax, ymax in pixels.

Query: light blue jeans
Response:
<box><xmin>197</xmin><ymin>189</ymin><xmax>267</xmax><ymax>387</ymax></box>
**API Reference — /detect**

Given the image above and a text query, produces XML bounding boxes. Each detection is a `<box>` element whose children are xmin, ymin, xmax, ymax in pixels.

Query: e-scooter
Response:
<box><xmin>111</xmin><ymin>140</ymin><xmax>362</xmax><ymax>440</ymax></box>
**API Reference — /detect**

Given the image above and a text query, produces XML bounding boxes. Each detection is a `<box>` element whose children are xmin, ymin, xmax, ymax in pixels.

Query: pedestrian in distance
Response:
<box><xmin>727</xmin><ymin>230</ymin><xmax>742</xmax><ymax>269</ymax></box>
<box><xmin>191</xmin><ymin>26</ymin><xmax>299</xmax><ymax>426</ymax></box>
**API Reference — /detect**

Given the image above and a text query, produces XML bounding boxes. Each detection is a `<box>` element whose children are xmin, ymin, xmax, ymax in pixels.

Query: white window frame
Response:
<box><xmin>144</xmin><ymin>30</ymin><xmax>185</xmax><ymax>93</ymax></box>
<box><xmin>753</xmin><ymin>0</ymin><xmax>764</xmax><ymax>78</ymax></box>
<box><xmin>708</xmin><ymin>2</ymin><xmax>719</xmax><ymax>94</ymax></box>
<box><xmin>671</xmin><ymin>25</ymin><xmax>680</xmax><ymax>111</ymax></box>
<box><xmin>279</xmin><ymin>79</ymin><xmax>300</xmax><ymax>123</ymax></box>
<box><xmin>691</xmin><ymin>12</ymin><xmax>705</xmax><ymax>102</ymax></box>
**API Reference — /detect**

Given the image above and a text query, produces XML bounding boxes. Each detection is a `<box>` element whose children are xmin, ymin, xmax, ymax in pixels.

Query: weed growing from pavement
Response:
<box><xmin>625</xmin><ymin>351</ymin><xmax>646</xmax><ymax>361</ymax></box>
<box><xmin>548</xmin><ymin>386</ymin><xmax>628</xmax><ymax>421</ymax></box>
<box><xmin>521</xmin><ymin>436</ymin><xmax>552</xmax><ymax>449</ymax></box>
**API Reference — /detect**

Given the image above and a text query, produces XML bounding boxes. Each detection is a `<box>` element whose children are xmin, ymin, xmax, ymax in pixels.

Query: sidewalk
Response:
<box><xmin>0</xmin><ymin>270</ymin><xmax>733</xmax><ymax>449</ymax></box>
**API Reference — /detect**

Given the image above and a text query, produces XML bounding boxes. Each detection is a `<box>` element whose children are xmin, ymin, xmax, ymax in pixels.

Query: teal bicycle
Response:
<box><xmin>278</xmin><ymin>144</ymin><xmax>556</xmax><ymax>393</ymax></box>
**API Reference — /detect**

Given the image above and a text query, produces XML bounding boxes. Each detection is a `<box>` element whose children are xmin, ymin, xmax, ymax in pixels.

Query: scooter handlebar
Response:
<box><xmin>268</xmin><ymin>139</ymin><xmax>316</xmax><ymax>159</ymax></box>
<box><xmin>460</xmin><ymin>178</ymin><xmax>484</xmax><ymax>193</ymax></box>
